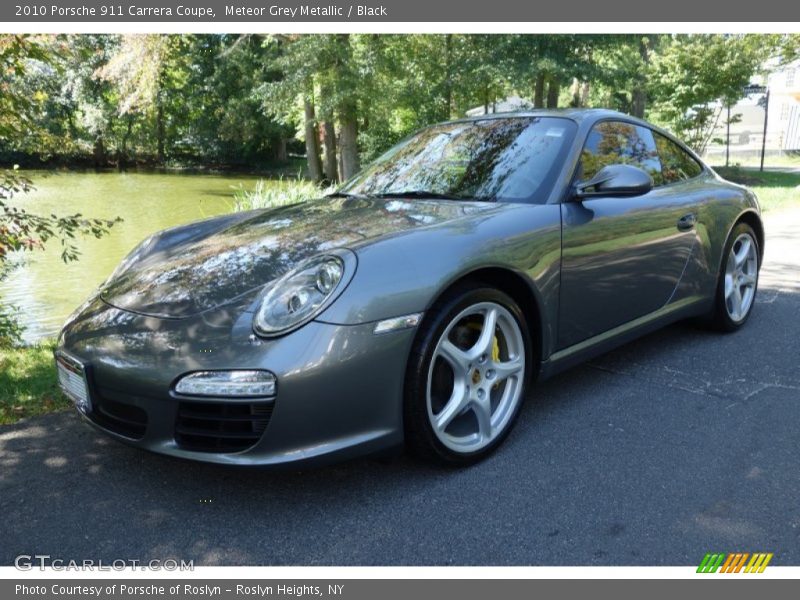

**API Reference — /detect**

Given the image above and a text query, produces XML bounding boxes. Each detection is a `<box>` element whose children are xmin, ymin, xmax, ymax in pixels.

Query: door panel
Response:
<box><xmin>558</xmin><ymin>190</ymin><xmax>697</xmax><ymax>348</ymax></box>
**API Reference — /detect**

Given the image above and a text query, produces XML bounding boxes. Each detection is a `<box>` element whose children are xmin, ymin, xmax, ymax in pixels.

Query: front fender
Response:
<box><xmin>316</xmin><ymin>203</ymin><xmax>562</xmax><ymax>353</ymax></box>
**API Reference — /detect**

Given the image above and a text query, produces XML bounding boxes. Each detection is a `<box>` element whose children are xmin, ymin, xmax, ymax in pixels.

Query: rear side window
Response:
<box><xmin>654</xmin><ymin>132</ymin><xmax>703</xmax><ymax>183</ymax></box>
<box><xmin>579</xmin><ymin>121</ymin><xmax>662</xmax><ymax>185</ymax></box>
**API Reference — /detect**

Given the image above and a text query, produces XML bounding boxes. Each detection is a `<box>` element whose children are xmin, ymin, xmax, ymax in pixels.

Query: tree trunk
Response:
<box><xmin>335</xmin><ymin>34</ymin><xmax>360</xmax><ymax>181</ymax></box>
<box><xmin>303</xmin><ymin>94</ymin><xmax>324</xmax><ymax>183</ymax></box>
<box><xmin>444</xmin><ymin>34</ymin><xmax>453</xmax><ymax>119</ymax></box>
<box><xmin>319</xmin><ymin>79</ymin><xmax>338</xmax><ymax>183</ymax></box>
<box><xmin>322</xmin><ymin>121</ymin><xmax>338</xmax><ymax>184</ymax></box>
<box><xmin>570</xmin><ymin>78</ymin><xmax>581</xmax><ymax>107</ymax></box>
<box><xmin>546</xmin><ymin>78</ymin><xmax>560</xmax><ymax>108</ymax></box>
<box><xmin>93</xmin><ymin>136</ymin><xmax>106</xmax><ymax>169</ymax></box>
<box><xmin>339</xmin><ymin>114</ymin><xmax>359</xmax><ymax>181</ymax></box>
<box><xmin>631</xmin><ymin>38</ymin><xmax>650</xmax><ymax>118</ymax></box>
<box><xmin>156</xmin><ymin>100</ymin><xmax>165</xmax><ymax>164</ymax></box>
<box><xmin>337</xmin><ymin>135</ymin><xmax>344</xmax><ymax>182</ymax></box>
<box><xmin>533</xmin><ymin>72</ymin><xmax>546</xmax><ymax>108</ymax></box>
<box><xmin>631</xmin><ymin>90</ymin><xmax>646</xmax><ymax>118</ymax></box>
<box><xmin>118</xmin><ymin>116</ymin><xmax>133</xmax><ymax>172</ymax></box>
<box><xmin>276</xmin><ymin>138</ymin><xmax>288</xmax><ymax>162</ymax></box>
<box><xmin>580</xmin><ymin>81</ymin><xmax>591</xmax><ymax>107</ymax></box>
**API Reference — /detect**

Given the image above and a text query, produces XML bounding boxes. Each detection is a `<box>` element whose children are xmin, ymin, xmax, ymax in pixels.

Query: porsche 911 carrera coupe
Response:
<box><xmin>56</xmin><ymin>109</ymin><xmax>763</xmax><ymax>466</ymax></box>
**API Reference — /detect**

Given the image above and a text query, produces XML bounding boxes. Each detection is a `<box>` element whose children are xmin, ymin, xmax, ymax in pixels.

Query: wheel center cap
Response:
<box><xmin>471</xmin><ymin>369</ymin><xmax>482</xmax><ymax>385</ymax></box>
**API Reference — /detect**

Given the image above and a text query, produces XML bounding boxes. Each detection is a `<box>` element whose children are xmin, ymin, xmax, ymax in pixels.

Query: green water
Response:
<box><xmin>1</xmin><ymin>170</ymin><xmax>263</xmax><ymax>343</ymax></box>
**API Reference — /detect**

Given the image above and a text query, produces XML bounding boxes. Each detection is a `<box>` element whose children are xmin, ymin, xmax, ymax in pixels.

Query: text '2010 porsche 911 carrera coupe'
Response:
<box><xmin>56</xmin><ymin>109</ymin><xmax>763</xmax><ymax>467</ymax></box>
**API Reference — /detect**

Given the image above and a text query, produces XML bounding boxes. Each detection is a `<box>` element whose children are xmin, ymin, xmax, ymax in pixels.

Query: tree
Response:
<box><xmin>166</xmin><ymin>34</ymin><xmax>290</xmax><ymax>167</ymax></box>
<box><xmin>256</xmin><ymin>35</ymin><xmax>327</xmax><ymax>179</ymax></box>
<box><xmin>648</xmin><ymin>35</ymin><xmax>772</xmax><ymax>152</ymax></box>
<box><xmin>774</xmin><ymin>34</ymin><xmax>800</xmax><ymax>65</ymax></box>
<box><xmin>95</xmin><ymin>34</ymin><xmax>177</xmax><ymax>166</ymax></box>
<box><xmin>1</xmin><ymin>35</ymin><xmax>120</xmax><ymax>345</ymax></box>
<box><xmin>1</xmin><ymin>34</ymin><xmax>781</xmax><ymax>178</ymax></box>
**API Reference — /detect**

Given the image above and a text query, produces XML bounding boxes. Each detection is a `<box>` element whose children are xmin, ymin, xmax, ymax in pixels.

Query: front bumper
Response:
<box><xmin>57</xmin><ymin>296</ymin><xmax>416</xmax><ymax>467</ymax></box>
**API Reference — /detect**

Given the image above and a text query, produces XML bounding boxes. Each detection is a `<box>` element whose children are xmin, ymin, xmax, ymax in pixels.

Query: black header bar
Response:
<box><xmin>3</xmin><ymin>0</ymin><xmax>799</xmax><ymax>23</ymax></box>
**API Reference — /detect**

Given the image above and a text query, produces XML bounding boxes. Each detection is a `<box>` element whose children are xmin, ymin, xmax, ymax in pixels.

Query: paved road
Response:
<box><xmin>2</xmin><ymin>209</ymin><xmax>799</xmax><ymax>566</ymax></box>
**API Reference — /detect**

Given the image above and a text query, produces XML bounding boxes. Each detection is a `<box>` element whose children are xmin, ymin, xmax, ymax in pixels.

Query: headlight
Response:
<box><xmin>253</xmin><ymin>252</ymin><xmax>354</xmax><ymax>337</ymax></box>
<box><xmin>174</xmin><ymin>370</ymin><xmax>276</xmax><ymax>397</ymax></box>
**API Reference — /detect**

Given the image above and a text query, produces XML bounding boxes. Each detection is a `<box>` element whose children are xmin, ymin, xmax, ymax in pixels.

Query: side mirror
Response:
<box><xmin>574</xmin><ymin>164</ymin><xmax>653</xmax><ymax>199</ymax></box>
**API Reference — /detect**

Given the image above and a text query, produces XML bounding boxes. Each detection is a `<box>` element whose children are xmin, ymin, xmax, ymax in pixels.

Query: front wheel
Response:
<box><xmin>404</xmin><ymin>286</ymin><xmax>531</xmax><ymax>465</ymax></box>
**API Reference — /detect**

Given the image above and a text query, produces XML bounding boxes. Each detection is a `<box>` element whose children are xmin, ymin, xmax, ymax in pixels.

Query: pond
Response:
<box><xmin>1</xmin><ymin>170</ymin><xmax>264</xmax><ymax>343</ymax></box>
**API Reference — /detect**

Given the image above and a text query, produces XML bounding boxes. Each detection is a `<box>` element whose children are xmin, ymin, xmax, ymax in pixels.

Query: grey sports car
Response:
<box><xmin>56</xmin><ymin>109</ymin><xmax>763</xmax><ymax>467</ymax></box>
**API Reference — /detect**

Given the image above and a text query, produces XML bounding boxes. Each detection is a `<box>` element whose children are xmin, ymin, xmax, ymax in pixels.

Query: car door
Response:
<box><xmin>557</xmin><ymin>120</ymin><xmax>699</xmax><ymax>349</ymax></box>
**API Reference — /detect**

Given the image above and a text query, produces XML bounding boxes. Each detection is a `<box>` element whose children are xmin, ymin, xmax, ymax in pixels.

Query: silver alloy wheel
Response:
<box><xmin>724</xmin><ymin>232</ymin><xmax>758</xmax><ymax>322</ymax></box>
<box><xmin>426</xmin><ymin>301</ymin><xmax>526</xmax><ymax>453</ymax></box>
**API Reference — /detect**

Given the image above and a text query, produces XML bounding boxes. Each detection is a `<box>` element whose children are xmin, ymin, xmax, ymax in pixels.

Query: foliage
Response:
<box><xmin>0</xmin><ymin>292</ymin><xmax>24</xmax><ymax>347</ymax></box>
<box><xmin>773</xmin><ymin>34</ymin><xmax>800</xmax><ymax>65</ymax></box>
<box><xmin>94</xmin><ymin>34</ymin><xmax>172</xmax><ymax>115</ymax></box>
<box><xmin>0</xmin><ymin>34</ymin><xmax>293</xmax><ymax>169</ymax></box>
<box><xmin>1</xmin><ymin>169</ymin><xmax>121</xmax><ymax>262</ymax></box>
<box><xmin>0</xmin><ymin>166</ymin><xmax>121</xmax><ymax>345</ymax></box>
<box><xmin>2</xmin><ymin>33</ymin><xmax>786</xmax><ymax>170</ymax></box>
<box><xmin>647</xmin><ymin>35</ymin><xmax>773</xmax><ymax>153</ymax></box>
<box><xmin>1</xmin><ymin>36</ymin><xmax>121</xmax><ymax>345</ymax></box>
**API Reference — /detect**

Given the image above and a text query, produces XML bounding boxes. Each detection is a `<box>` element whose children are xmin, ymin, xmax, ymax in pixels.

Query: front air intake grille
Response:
<box><xmin>174</xmin><ymin>401</ymin><xmax>274</xmax><ymax>453</ymax></box>
<box><xmin>91</xmin><ymin>394</ymin><xmax>148</xmax><ymax>440</ymax></box>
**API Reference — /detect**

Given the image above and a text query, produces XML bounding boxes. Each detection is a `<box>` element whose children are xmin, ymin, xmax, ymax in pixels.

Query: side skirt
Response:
<box><xmin>537</xmin><ymin>296</ymin><xmax>710</xmax><ymax>381</ymax></box>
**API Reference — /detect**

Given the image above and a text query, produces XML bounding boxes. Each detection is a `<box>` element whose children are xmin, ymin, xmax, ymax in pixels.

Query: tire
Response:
<box><xmin>403</xmin><ymin>285</ymin><xmax>532</xmax><ymax>466</ymax></box>
<box><xmin>708</xmin><ymin>222</ymin><xmax>760</xmax><ymax>332</ymax></box>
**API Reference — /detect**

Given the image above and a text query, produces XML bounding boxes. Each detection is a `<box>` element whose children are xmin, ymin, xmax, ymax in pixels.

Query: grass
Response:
<box><xmin>710</xmin><ymin>153</ymin><xmax>800</xmax><ymax>169</ymax></box>
<box><xmin>713</xmin><ymin>166</ymin><xmax>800</xmax><ymax>213</ymax></box>
<box><xmin>233</xmin><ymin>177</ymin><xmax>333</xmax><ymax>211</ymax></box>
<box><xmin>0</xmin><ymin>340</ymin><xmax>69</xmax><ymax>425</ymax></box>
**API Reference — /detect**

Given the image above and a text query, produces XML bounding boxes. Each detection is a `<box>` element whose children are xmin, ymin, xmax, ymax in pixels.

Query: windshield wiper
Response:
<box><xmin>324</xmin><ymin>191</ymin><xmax>359</xmax><ymax>198</ymax></box>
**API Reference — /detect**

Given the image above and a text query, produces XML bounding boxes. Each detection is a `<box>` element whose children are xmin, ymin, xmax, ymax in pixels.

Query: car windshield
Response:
<box><xmin>338</xmin><ymin>117</ymin><xmax>577</xmax><ymax>203</ymax></box>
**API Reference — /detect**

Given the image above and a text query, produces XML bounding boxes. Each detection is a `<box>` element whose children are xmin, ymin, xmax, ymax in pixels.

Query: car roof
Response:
<box><xmin>450</xmin><ymin>108</ymin><xmax>699</xmax><ymax>156</ymax></box>
<box><xmin>453</xmin><ymin>108</ymin><xmax>636</xmax><ymax>125</ymax></box>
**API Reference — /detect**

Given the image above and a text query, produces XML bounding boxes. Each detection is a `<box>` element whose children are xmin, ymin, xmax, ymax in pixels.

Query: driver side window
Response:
<box><xmin>580</xmin><ymin>121</ymin><xmax>663</xmax><ymax>186</ymax></box>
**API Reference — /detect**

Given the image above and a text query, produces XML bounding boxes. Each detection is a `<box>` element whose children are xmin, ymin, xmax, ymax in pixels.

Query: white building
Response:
<box><xmin>771</xmin><ymin>61</ymin><xmax>800</xmax><ymax>151</ymax></box>
<box><xmin>704</xmin><ymin>60</ymin><xmax>800</xmax><ymax>162</ymax></box>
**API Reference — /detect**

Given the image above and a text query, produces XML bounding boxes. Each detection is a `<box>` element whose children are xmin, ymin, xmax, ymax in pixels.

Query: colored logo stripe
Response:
<box><xmin>745</xmin><ymin>553</ymin><xmax>773</xmax><ymax>573</ymax></box>
<box><xmin>697</xmin><ymin>552</ymin><xmax>773</xmax><ymax>573</ymax></box>
<box><xmin>720</xmin><ymin>553</ymin><xmax>749</xmax><ymax>573</ymax></box>
<box><xmin>697</xmin><ymin>553</ymin><xmax>726</xmax><ymax>573</ymax></box>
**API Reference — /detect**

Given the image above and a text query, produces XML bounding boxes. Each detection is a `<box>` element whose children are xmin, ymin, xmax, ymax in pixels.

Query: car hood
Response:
<box><xmin>100</xmin><ymin>196</ymin><xmax>497</xmax><ymax>318</ymax></box>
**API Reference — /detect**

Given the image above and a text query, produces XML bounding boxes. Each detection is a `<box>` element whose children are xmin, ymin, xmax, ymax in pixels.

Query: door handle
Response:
<box><xmin>677</xmin><ymin>213</ymin><xmax>696</xmax><ymax>231</ymax></box>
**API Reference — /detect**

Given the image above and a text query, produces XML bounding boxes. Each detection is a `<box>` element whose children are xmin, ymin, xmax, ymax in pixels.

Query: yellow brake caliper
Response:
<box><xmin>491</xmin><ymin>336</ymin><xmax>500</xmax><ymax>389</ymax></box>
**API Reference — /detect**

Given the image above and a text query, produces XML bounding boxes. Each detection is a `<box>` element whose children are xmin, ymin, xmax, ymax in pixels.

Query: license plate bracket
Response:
<box><xmin>56</xmin><ymin>353</ymin><xmax>92</xmax><ymax>415</ymax></box>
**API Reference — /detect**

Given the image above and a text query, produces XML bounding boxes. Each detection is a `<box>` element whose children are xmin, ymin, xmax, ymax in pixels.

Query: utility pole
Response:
<box><xmin>742</xmin><ymin>83</ymin><xmax>770</xmax><ymax>172</ymax></box>
<box><xmin>726</xmin><ymin>104</ymin><xmax>731</xmax><ymax>168</ymax></box>
<box><xmin>760</xmin><ymin>88</ymin><xmax>770</xmax><ymax>172</ymax></box>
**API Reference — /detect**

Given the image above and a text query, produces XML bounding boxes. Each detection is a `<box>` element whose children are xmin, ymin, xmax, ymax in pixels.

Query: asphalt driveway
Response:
<box><xmin>1</xmin><ymin>209</ymin><xmax>798</xmax><ymax>566</ymax></box>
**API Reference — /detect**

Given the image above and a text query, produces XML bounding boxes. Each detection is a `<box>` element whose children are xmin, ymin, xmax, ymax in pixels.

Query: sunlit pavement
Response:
<box><xmin>1</xmin><ymin>209</ymin><xmax>799</xmax><ymax>566</ymax></box>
